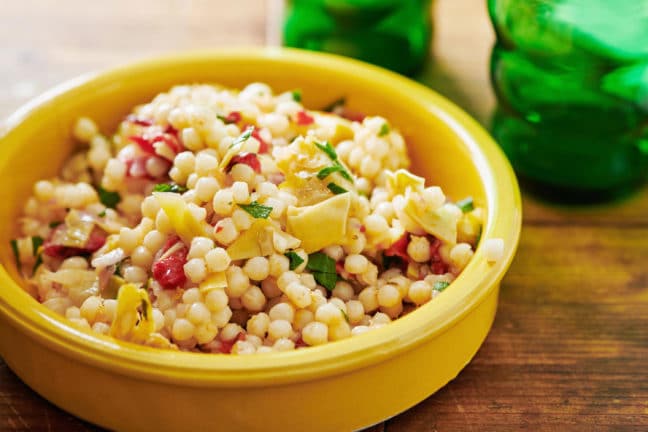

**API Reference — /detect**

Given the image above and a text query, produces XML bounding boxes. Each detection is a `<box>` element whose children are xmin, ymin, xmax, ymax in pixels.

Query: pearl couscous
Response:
<box><xmin>11</xmin><ymin>83</ymin><xmax>498</xmax><ymax>354</ymax></box>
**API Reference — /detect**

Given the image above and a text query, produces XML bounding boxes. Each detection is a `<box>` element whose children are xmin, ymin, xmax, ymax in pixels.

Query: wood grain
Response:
<box><xmin>2</xmin><ymin>0</ymin><xmax>648</xmax><ymax>431</ymax></box>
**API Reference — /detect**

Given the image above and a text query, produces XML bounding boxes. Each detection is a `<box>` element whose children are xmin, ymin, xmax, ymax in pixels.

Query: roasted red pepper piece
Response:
<box><xmin>295</xmin><ymin>110</ymin><xmax>315</xmax><ymax>126</ymax></box>
<box><xmin>227</xmin><ymin>152</ymin><xmax>261</xmax><ymax>174</ymax></box>
<box><xmin>152</xmin><ymin>236</ymin><xmax>188</xmax><ymax>289</ymax></box>
<box><xmin>384</xmin><ymin>233</ymin><xmax>410</xmax><ymax>262</ymax></box>
<box><xmin>43</xmin><ymin>226</ymin><xmax>106</xmax><ymax>258</ymax></box>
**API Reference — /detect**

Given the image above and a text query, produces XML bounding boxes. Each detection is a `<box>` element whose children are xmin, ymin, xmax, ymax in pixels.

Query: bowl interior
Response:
<box><xmin>0</xmin><ymin>48</ymin><xmax>521</xmax><ymax>383</ymax></box>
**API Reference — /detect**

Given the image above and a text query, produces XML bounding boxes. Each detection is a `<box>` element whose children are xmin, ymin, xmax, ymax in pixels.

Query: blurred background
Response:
<box><xmin>0</xmin><ymin>0</ymin><xmax>494</xmax><ymax>124</ymax></box>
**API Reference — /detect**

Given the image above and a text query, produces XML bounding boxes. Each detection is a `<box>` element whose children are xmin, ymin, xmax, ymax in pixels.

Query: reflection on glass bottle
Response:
<box><xmin>489</xmin><ymin>0</ymin><xmax>648</xmax><ymax>201</ymax></box>
<box><xmin>283</xmin><ymin>0</ymin><xmax>432</xmax><ymax>76</ymax></box>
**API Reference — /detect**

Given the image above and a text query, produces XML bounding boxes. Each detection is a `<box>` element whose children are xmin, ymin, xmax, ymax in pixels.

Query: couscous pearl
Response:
<box><xmin>233</xmin><ymin>340</ymin><xmax>256</xmax><ymax>355</ymax></box>
<box><xmin>246</xmin><ymin>334</ymin><xmax>263</xmax><ymax>348</ymax></box>
<box><xmin>256</xmin><ymin>346</ymin><xmax>273</xmax><ymax>354</ymax></box>
<box><xmin>211</xmin><ymin>306</ymin><xmax>233</xmax><ymax>328</ymax></box>
<box><xmin>273</xmin><ymin>338</ymin><xmax>295</xmax><ymax>352</ymax></box>
<box><xmin>371</xmin><ymin>312</ymin><xmax>391</xmax><ymax>325</ymax></box>
<box><xmin>214</xmin><ymin>218</ymin><xmax>238</xmax><ymax>245</ymax></box>
<box><xmin>358</xmin><ymin>287</ymin><xmax>379</xmax><ymax>313</ymax></box>
<box><xmin>408</xmin><ymin>280</ymin><xmax>433</xmax><ymax>305</ymax></box>
<box><xmin>195</xmin><ymin>323</ymin><xmax>218</xmax><ymax>344</ymax></box>
<box><xmin>232</xmin><ymin>209</ymin><xmax>253</xmax><ymax>231</ymax></box>
<box><xmin>329</xmin><ymin>321</ymin><xmax>352</xmax><ymax>341</ymax></box>
<box><xmin>377</xmin><ymin>284</ymin><xmax>401</xmax><ymax>308</ymax></box>
<box><xmin>267</xmin><ymin>319</ymin><xmax>293</xmax><ymax>342</ymax></box>
<box><xmin>131</xmin><ymin>246</ymin><xmax>154</xmax><ymax>268</ymax></box>
<box><xmin>243</xmin><ymin>256</ymin><xmax>270</xmax><ymax>281</ymax></box>
<box><xmin>449</xmin><ymin>243</ymin><xmax>473</xmax><ymax>270</ymax></box>
<box><xmin>344</xmin><ymin>254</ymin><xmax>369</xmax><ymax>274</ymax></box>
<box><xmin>268</xmin><ymin>254</ymin><xmax>290</xmax><ymax>278</ymax></box>
<box><xmin>407</xmin><ymin>236</ymin><xmax>431</xmax><ymax>263</ymax></box>
<box><xmin>73</xmin><ymin>117</ymin><xmax>98</xmax><ymax>142</ymax></box>
<box><xmin>276</xmin><ymin>271</ymin><xmax>299</xmax><ymax>291</ymax></box>
<box><xmin>220</xmin><ymin>323</ymin><xmax>243</xmax><ymax>341</ymax></box>
<box><xmin>247</xmin><ymin>312</ymin><xmax>270</xmax><ymax>338</ymax></box>
<box><xmin>212</xmin><ymin>189</ymin><xmax>234</xmax><ymax>215</ymax></box>
<box><xmin>80</xmin><ymin>296</ymin><xmax>102</xmax><ymax>323</ymax></box>
<box><xmin>195</xmin><ymin>152</ymin><xmax>219</xmax><ymax>177</ymax></box>
<box><xmin>294</xmin><ymin>309</ymin><xmax>314</xmax><ymax>330</ymax></box>
<box><xmin>380</xmin><ymin>302</ymin><xmax>403</xmax><ymax>319</ymax></box>
<box><xmin>302</xmin><ymin>322</ymin><xmax>328</xmax><ymax>346</ymax></box>
<box><xmin>143</xmin><ymin>230</ymin><xmax>166</xmax><ymax>253</ymax></box>
<box><xmin>205</xmin><ymin>289</ymin><xmax>229</xmax><ymax>312</ymax></box>
<box><xmin>187</xmin><ymin>302</ymin><xmax>211</xmax><ymax>325</ymax></box>
<box><xmin>155</xmin><ymin>211</ymin><xmax>173</xmax><ymax>234</ymax></box>
<box><xmin>123</xmin><ymin>265</ymin><xmax>148</xmax><ymax>283</ymax></box>
<box><xmin>65</xmin><ymin>306</ymin><xmax>81</xmax><ymax>320</ymax></box>
<box><xmin>269</xmin><ymin>302</ymin><xmax>295</xmax><ymax>323</ymax></box>
<box><xmin>225</xmin><ymin>266</ymin><xmax>250</xmax><ymax>298</ymax></box>
<box><xmin>204</xmin><ymin>247</ymin><xmax>231</xmax><ymax>273</ymax></box>
<box><xmin>231</xmin><ymin>181</ymin><xmax>249</xmax><ymax>203</ymax></box>
<box><xmin>152</xmin><ymin>308</ymin><xmax>165</xmax><ymax>332</ymax></box>
<box><xmin>230</xmin><ymin>163</ymin><xmax>256</xmax><ymax>185</ymax></box>
<box><xmin>188</xmin><ymin>236</ymin><xmax>214</xmax><ymax>260</ymax></box>
<box><xmin>184</xmin><ymin>258</ymin><xmax>207</xmax><ymax>283</ymax></box>
<box><xmin>60</xmin><ymin>256</ymin><xmax>89</xmax><ymax>270</ymax></box>
<box><xmin>299</xmin><ymin>273</ymin><xmax>317</xmax><ymax>290</ymax></box>
<box><xmin>172</xmin><ymin>318</ymin><xmax>195</xmax><ymax>341</ymax></box>
<box><xmin>92</xmin><ymin>322</ymin><xmax>110</xmax><ymax>335</ymax></box>
<box><xmin>315</xmin><ymin>303</ymin><xmax>344</xmax><ymax>325</ymax></box>
<box><xmin>241</xmin><ymin>286</ymin><xmax>267</xmax><ymax>312</ymax></box>
<box><xmin>346</xmin><ymin>300</ymin><xmax>365</xmax><ymax>325</ymax></box>
<box><xmin>181</xmin><ymin>127</ymin><xmax>202</xmax><ymax>152</ymax></box>
<box><xmin>195</xmin><ymin>177</ymin><xmax>220</xmax><ymax>202</ymax></box>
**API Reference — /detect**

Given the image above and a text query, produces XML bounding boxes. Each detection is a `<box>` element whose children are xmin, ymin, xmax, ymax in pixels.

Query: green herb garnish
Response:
<box><xmin>315</xmin><ymin>141</ymin><xmax>338</xmax><ymax>161</ymax></box>
<box><xmin>291</xmin><ymin>89</ymin><xmax>302</xmax><ymax>102</ymax></box>
<box><xmin>32</xmin><ymin>254</ymin><xmax>43</xmax><ymax>274</ymax></box>
<box><xmin>284</xmin><ymin>251</ymin><xmax>305</xmax><ymax>271</ymax></box>
<box><xmin>456</xmin><ymin>197</ymin><xmax>474</xmax><ymax>213</ymax></box>
<box><xmin>31</xmin><ymin>236</ymin><xmax>43</xmax><ymax>256</ymax></box>
<box><xmin>475</xmin><ymin>226</ymin><xmax>482</xmax><ymax>247</ymax></box>
<box><xmin>341</xmin><ymin>308</ymin><xmax>350</xmax><ymax>323</ymax></box>
<box><xmin>327</xmin><ymin>182</ymin><xmax>348</xmax><ymax>195</ymax></box>
<box><xmin>49</xmin><ymin>221</ymin><xmax>62</xmax><ymax>229</ymax></box>
<box><xmin>98</xmin><ymin>210</ymin><xmax>106</xmax><ymax>217</ymax></box>
<box><xmin>114</xmin><ymin>260</ymin><xmax>124</xmax><ymax>277</ymax></box>
<box><xmin>153</xmin><ymin>183</ymin><xmax>188</xmax><ymax>194</ymax></box>
<box><xmin>238</xmin><ymin>201</ymin><xmax>273</xmax><ymax>219</ymax></box>
<box><xmin>306</xmin><ymin>252</ymin><xmax>338</xmax><ymax>291</ymax></box>
<box><xmin>317</xmin><ymin>164</ymin><xmax>352</xmax><ymax>182</ymax></box>
<box><xmin>379</xmin><ymin>123</ymin><xmax>390</xmax><ymax>136</ymax></box>
<box><xmin>230</xmin><ymin>126</ymin><xmax>254</xmax><ymax>148</ymax></box>
<box><xmin>433</xmin><ymin>281</ymin><xmax>450</xmax><ymax>292</ymax></box>
<box><xmin>97</xmin><ymin>186</ymin><xmax>121</xmax><ymax>209</ymax></box>
<box><xmin>10</xmin><ymin>239</ymin><xmax>19</xmax><ymax>267</ymax></box>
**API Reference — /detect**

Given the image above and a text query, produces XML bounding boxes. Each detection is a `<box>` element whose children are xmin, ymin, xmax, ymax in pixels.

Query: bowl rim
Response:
<box><xmin>0</xmin><ymin>47</ymin><xmax>522</xmax><ymax>387</ymax></box>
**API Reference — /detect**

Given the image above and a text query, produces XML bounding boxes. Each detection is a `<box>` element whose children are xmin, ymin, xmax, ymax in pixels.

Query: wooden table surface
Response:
<box><xmin>1</xmin><ymin>1</ymin><xmax>647</xmax><ymax>431</ymax></box>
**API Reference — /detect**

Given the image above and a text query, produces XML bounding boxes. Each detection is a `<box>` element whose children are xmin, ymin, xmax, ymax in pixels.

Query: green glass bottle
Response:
<box><xmin>489</xmin><ymin>0</ymin><xmax>648</xmax><ymax>202</ymax></box>
<box><xmin>283</xmin><ymin>0</ymin><xmax>432</xmax><ymax>76</ymax></box>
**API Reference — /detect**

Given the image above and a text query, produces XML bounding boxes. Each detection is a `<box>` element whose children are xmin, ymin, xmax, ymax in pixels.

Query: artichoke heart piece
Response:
<box><xmin>386</xmin><ymin>169</ymin><xmax>425</xmax><ymax>197</ymax></box>
<box><xmin>404</xmin><ymin>198</ymin><xmax>458</xmax><ymax>244</ymax></box>
<box><xmin>226</xmin><ymin>220</ymin><xmax>272</xmax><ymax>261</ymax></box>
<box><xmin>199</xmin><ymin>272</ymin><xmax>228</xmax><ymax>294</ymax></box>
<box><xmin>286</xmin><ymin>192</ymin><xmax>351</xmax><ymax>253</ymax></box>
<box><xmin>110</xmin><ymin>283</ymin><xmax>154</xmax><ymax>344</ymax></box>
<box><xmin>154</xmin><ymin>192</ymin><xmax>210</xmax><ymax>244</ymax></box>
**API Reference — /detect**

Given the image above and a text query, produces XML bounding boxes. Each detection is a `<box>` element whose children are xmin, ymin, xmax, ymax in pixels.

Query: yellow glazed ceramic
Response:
<box><xmin>0</xmin><ymin>48</ymin><xmax>521</xmax><ymax>432</ymax></box>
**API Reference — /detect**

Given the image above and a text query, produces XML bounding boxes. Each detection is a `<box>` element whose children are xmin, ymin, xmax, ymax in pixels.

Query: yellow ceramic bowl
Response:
<box><xmin>0</xmin><ymin>48</ymin><xmax>521</xmax><ymax>432</ymax></box>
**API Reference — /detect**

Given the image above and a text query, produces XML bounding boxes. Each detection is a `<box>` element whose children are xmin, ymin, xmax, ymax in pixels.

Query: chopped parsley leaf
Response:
<box><xmin>291</xmin><ymin>89</ymin><xmax>302</xmax><ymax>102</ymax></box>
<box><xmin>97</xmin><ymin>186</ymin><xmax>121</xmax><ymax>209</ymax></box>
<box><xmin>238</xmin><ymin>201</ymin><xmax>273</xmax><ymax>219</ymax></box>
<box><xmin>341</xmin><ymin>308</ymin><xmax>350</xmax><ymax>323</ymax></box>
<box><xmin>306</xmin><ymin>252</ymin><xmax>337</xmax><ymax>291</ymax></box>
<box><xmin>327</xmin><ymin>182</ymin><xmax>348</xmax><ymax>195</ymax></box>
<box><xmin>230</xmin><ymin>126</ymin><xmax>254</xmax><ymax>148</ymax></box>
<box><xmin>98</xmin><ymin>210</ymin><xmax>106</xmax><ymax>217</ymax></box>
<box><xmin>49</xmin><ymin>221</ymin><xmax>62</xmax><ymax>229</ymax></box>
<box><xmin>314</xmin><ymin>141</ymin><xmax>338</xmax><ymax>161</ymax></box>
<box><xmin>433</xmin><ymin>281</ymin><xmax>450</xmax><ymax>292</ymax></box>
<box><xmin>379</xmin><ymin>123</ymin><xmax>390</xmax><ymax>136</ymax></box>
<box><xmin>456</xmin><ymin>197</ymin><xmax>474</xmax><ymax>213</ymax></box>
<box><xmin>153</xmin><ymin>183</ymin><xmax>188</xmax><ymax>194</ymax></box>
<box><xmin>31</xmin><ymin>236</ymin><xmax>43</xmax><ymax>256</ymax></box>
<box><xmin>475</xmin><ymin>226</ymin><xmax>482</xmax><ymax>247</ymax></box>
<box><xmin>10</xmin><ymin>239</ymin><xmax>19</xmax><ymax>266</ymax></box>
<box><xmin>316</xmin><ymin>164</ymin><xmax>352</xmax><ymax>181</ymax></box>
<box><xmin>284</xmin><ymin>251</ymin><xmax>305</xmax><ymax>271</ymax></box>
<box><xmin>32</xmin><ymin>254</ymin><xmax>43</xmax><ymax>274</ymax></box>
